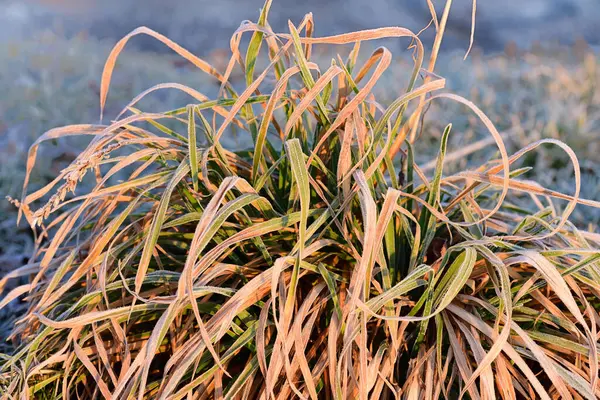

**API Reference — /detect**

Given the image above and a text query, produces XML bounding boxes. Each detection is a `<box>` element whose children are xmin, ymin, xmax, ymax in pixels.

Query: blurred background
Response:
<box><xmin>3</xmin><ymin>0</ymin><xmax>600</xmax><ymax>53</ymax></box>
<box><xmin>1</xmin><ymin>0</ymin><xmax>599</xmax><ymax>341</ymax></box>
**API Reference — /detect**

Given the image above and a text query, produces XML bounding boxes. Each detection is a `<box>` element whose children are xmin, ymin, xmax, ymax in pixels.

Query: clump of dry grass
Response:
<box><xmin>0</xmin><ymin>31</ymin><xmax>218</xmax><ymax>305</ymax></box>
<box><xmin>1</xmin><ymin>1</ymin><xmax>600</xmax><ymax>398</ymax></box>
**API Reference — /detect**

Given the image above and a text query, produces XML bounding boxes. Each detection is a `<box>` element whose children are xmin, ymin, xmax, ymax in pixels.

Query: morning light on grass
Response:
<box><xmin>1</xmin><ymin>0</ymin><xmax>600</xmax><ymax>398</ymax></box>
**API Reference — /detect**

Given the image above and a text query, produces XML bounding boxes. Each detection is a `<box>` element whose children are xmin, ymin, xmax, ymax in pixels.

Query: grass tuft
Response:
<box><xmin>1</xmin><ymin>1</ymin><xmax>600</xmax><ymax>398</ymax></box>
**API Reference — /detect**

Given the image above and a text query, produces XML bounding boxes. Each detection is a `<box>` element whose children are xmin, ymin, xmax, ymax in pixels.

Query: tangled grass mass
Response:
<box><xmin>2</xmin><ymin>0</ymin><xmax>600</xmax><ymax>398</ymax></box>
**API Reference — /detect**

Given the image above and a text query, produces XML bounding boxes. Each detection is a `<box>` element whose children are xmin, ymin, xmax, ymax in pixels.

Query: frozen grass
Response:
<box><xmin>1</xmin><ymin>0</ymin><xmax>600</xmax><ymax>397</ymax></box>
<box><xmin>0</xmin><ymin>32</ymin><xmax>218</xmax><ymax>311</ymax></box>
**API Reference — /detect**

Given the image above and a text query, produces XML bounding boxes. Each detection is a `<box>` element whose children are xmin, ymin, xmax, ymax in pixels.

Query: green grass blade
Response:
<box><xmin>187</xmin><ymin>105</ymin><xmax>199</xmax><ymax>192</ymax></box>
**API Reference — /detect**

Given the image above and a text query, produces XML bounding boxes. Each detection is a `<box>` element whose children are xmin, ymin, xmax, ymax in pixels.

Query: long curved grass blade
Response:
<box><xmin>418</xmin><ymin>123</ymin><xmax>451</xmax><ymax>263</ymax></box>
<box><xmin>137</xmin><ymin>162</ymin><xmax>190</xmax><ymax>293</ymax></box>
<box><xmin>100</xmin><ymin>26</ymin><xmax>225</xmax><ymax>118</ymax></box>
<box><xmin>283</xmin><ymin>139</ymin><xmax>310</xmax><ymax>323</ymax></box>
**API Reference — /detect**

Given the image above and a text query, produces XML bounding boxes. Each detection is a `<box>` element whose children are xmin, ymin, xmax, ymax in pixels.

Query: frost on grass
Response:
<box><xmin>1</xmin><ymin>1</ymin><xmax>600</xmax><ymax>398</ymax></box>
